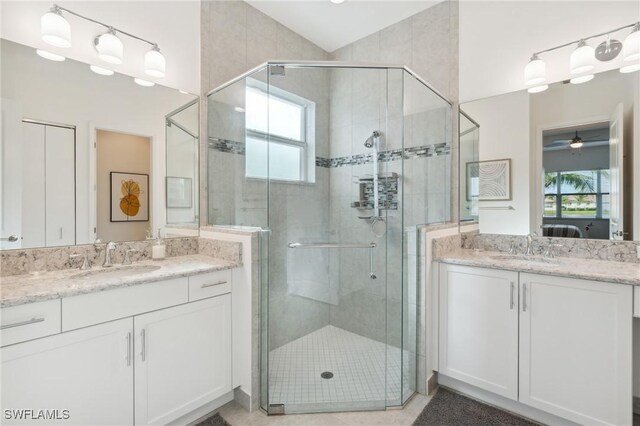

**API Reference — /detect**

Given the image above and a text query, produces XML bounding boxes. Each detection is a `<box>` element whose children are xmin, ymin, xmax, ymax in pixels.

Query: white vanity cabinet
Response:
<box><xmin>1</xmin><ymin>272</ymin><xmax>235</xmax><ymax>426</ymax></box>
<box><xmin>1</xmin><ymin>318</ymin><xmax>134</xmax><ymax>425</ymax></box>
<box><xmin>519</xmin><ymin>273</ymin><xmax>632</xmax><ymax>425</ymax></box>
<box><xmin>134</xmin><ymin>295</ymin><xmax>232</xmax><ymax>425</ymax></box>
<box><xmin>438</xmin><ymin>264</ymin><xmax>519</xmax><ymax>400</ymax></box>
<box><xmin>438</xmin><ymin>263</ymin><xmax>634</xmax><ymax>426</ymax></box>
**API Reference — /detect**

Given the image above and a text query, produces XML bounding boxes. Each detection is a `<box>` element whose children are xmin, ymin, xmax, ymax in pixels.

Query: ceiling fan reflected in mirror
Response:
<box><xmin>548</xmin><ymin>130</ymin><xmax>604</xmax><ymax>149</ymax></box>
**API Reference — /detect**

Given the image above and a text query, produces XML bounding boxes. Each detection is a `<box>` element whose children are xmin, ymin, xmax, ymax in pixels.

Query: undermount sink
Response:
<box><xmin>71</xmin><ymin>265</ymin><xmax>161</xmax><ymax>279</ymax></box>
<box><xmin>490</xmin><ymin>254</ymin><xmax>559</xmax><ymax>264</ymax></box>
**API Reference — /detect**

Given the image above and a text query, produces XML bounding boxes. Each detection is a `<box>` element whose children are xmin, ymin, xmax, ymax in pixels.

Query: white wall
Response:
<box><xmin>464</xmin><ymin>90</ymin><xmax>531</xmax><ymax>235</ymax></box>
<box><xmin>459</xmin><ymin>1</ymin><xmax>640</xmax><ymax>102</ymax></box>
<box><xmin>1</xmin><ymin>39</ymin><xmax>197</xmax><ymax>245</ymax></box>
<box><xmin>0</xmin><ymin>1</ymin><xmax>200</xmax><ymax>94</ymax></box>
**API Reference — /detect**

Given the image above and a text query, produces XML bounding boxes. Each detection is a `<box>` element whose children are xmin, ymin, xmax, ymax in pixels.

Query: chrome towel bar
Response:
<box><xmin>288</xmin><ymin>242</ymin><xmax>376</xmax><ymax>249</ymax></box>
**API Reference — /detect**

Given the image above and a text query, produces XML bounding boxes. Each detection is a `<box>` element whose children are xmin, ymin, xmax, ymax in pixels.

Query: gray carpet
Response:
<box><xmin>195</xmin><ymin>413</ymin><xmax>231</xmax><ymax>426</ymax></box>
<box><xmin>413</xmin><ymin>388</ymin><xmax>538</xmax><ymax>426</ymax></box>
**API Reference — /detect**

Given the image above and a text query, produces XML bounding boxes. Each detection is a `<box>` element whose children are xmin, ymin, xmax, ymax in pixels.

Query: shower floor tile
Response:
<box><xmin>268</xmin><ymin>325</ymin><xmax>411</xmax><ymax>412</ymax></box>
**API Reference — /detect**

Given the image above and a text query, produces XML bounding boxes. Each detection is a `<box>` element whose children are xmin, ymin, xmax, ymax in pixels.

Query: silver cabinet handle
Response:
<box><xmin>369</xmin><ymin>246</ymin><xmax>376</xmax><ymax>280</ymax></box>
<box><xmin>1</xmin><ymin>317</ymin><xmax>45</xmax><ymax>330</ymax></box>
<box><xmin>141</xmin><ymin>329</ymin><xmax>146</xmax><ymax>362</ymax></box>
<box><xmin>522</xmin><ymin>283</ymin><xmax>528</xmax><ymax>312</ymax></box>
<box><xmin>0</xmin><ymin>235</ymin><xmax>18</xmax><ymax>242</ymax></box>
<box><xmin>510</xmin><ymin>282</ymin><xmax>515</xmax><ymax>310</ymax></box>
<box><xmin>201</xmin><ymin>280</ymin><xmax>227</xmax><ymax>288</ymax></box>
<box><xmin>126</xmin><ymin>332</ymin><xmax>132</xmax><ymax>366</ymax></box>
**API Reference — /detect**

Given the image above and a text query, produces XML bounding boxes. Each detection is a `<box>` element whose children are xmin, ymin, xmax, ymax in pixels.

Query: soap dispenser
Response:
<box><xmin>152</xmin><ymin>228</ymin><xmax>166</xmax><ymax>260</ymax></box>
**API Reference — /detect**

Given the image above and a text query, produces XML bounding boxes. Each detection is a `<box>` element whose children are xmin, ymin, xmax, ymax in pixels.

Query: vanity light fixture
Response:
<box><xmin>36</xmin><ymin>49</ymin><xmax>65</xmax><ymax>61</ymax></box>
<box><xmin>524</xmin><ymin>21</ymin><xmax>640</xmax><ymax>92</ymax></box>
<box><xmin>330</xmin><ymin>0</ymin><xmax>346</xmax><ymax>4</ymax></box>
<box><xmin>89</xmin><ymin>65</ymin><xmax>114</xmax><ymax>76</ymax></box>
<box><xmin>41</xmin><ymin>5</ymin><xmax>71</xmax><ymax>48</ymax></box>
<box><xmin>144</xmin><ymin>45</ymin><xmax>166</xmax><ymax>78</ymax></box>
<box><xmin>40</xmin><ymin>4</ymin><xmax>166</xmax><ymax>78</ymax></box>
<box><xmin>95</xmin><ymin>29</ymin><xmax>124</xmax><ymax>64</ymax></box>
<box><xmin>134</xmin><ymin>78</ymin><xmax>155</xmax><ymax>87</ymax></box>
<box><xmin>622</xmin><ymin>22</ymin><xmax>640</xmax><ymax>62</ymax></box>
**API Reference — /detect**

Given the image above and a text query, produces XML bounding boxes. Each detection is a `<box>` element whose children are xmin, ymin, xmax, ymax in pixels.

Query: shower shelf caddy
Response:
<box><xmin>351</xmin><ymin>172</ymin><xmax>399</xmax><ymax>212</ymax></box>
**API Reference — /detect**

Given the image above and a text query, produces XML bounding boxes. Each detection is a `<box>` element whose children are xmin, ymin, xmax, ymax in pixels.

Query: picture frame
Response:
<box><xmin>110</xmin><ymin>172</ymin><xmax>149</xmax><ymax>222</ymax></box>
<box><xmin>466</xmin><ymin>158</ymin><xmax>512</xmax><ymax>201</ymax></box>
<box><xmin>166</xmin><ymin>176</ymin><xmax>193</xmax><ymax>208</ymax></box>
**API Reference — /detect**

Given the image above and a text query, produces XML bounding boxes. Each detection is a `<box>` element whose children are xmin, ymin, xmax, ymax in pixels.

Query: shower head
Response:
<box><xmin>364</xmin><ymin>130</ymin><xmax>381</xmax><ymax>148</ymax></box>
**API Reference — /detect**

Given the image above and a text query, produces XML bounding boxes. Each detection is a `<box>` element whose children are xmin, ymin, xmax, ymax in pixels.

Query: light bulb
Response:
<box><xmin>570</xmin><ymin>74</ymin><xmax>594</xmax><ymax>84</ymax></box>
<box><xmin>622</xmin><ymin>23</ymin><xmax>640</xmax><ymax>62</ymax></box>
<box><xmin>330</xmin><ymin>0</ymin><xmax>345</xmax><ymax>4</ymax></box>
<box><xmin>134</xmin><ymin>78</ymin><xmax>155</xmax><ymax>87</ymax></box>
<box><xmin>95</xmin><ymin>30</ymin><xmax>123</xmax><ymax>65</ymax></box>
<box><xmin>570</xmin><ymin>40</ymin><xmax>595</xmax><ymax>75</ymax></box>
<box><xmin>144</xmin><ymin>46</ymin><xmax>166</xmax><ymax>78</ymax></box>
<box><xmin>41</xmin><ymin>8</ymin><xmax>71</xmax><ymax>48</ymax></box>
<box><xmin>524</xmin><ymin>54</ymin><xmax>546</xmax><ymax>85</ymax></box>
<box><xmin>36</xmin><ymin>49</ymin><xmax>65</xmax><ymax>61</ymax></box>
<box><xmin>620</xmin><ymin>62</ymin><xmax>640</xmax><ymax>73</ymax></box>
<box><xmin>90</xmin><ymin>65</ymin><xmax>114</xmax><ymax>76</ymax></box>
<box><xmin>527</xmin><ymin>84</ymin><xmax>548</xmax><ymax>94</ymax></box>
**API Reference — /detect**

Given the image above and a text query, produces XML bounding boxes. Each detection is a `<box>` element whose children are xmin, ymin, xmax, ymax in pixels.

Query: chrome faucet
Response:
<box><xmin>525</xmin><ymin>233</ymin><xmax>536</xmax><ymax>256</ymax></box>
<box><xmin>103</xmin><ymin>242</ymin><xmax>118</xmax><ymax>267</ymax></box>
<box><xmin>69</xmin><ymin>253</ymin><xmax>90</xmax><ymax>270</ymax></box>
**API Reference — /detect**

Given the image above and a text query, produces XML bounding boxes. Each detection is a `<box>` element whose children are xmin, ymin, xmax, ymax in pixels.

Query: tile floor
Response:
<box><xmin>268</xmin><ymin>325</ymin><xmax>412</xmax><ymax>412</ymax></box>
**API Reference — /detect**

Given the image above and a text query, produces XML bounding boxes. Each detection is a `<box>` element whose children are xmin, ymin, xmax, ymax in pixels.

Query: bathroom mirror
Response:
<box><xmin>0</xmin><ymin>39</ymin><xmax>199</xmax><ymax>250</ymax></box>
<box><xmin>462</xmin><ymin>68</ymin><xmax>639</xmax><ymax>241</ymax></box>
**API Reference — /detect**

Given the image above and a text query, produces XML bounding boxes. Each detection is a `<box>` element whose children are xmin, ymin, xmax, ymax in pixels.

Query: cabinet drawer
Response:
<box><xmin>189</xmin><ymin>270</ymin><xmax>232</xmax><ymax>301</ymax></box>
<box><xmin>634</xmin><ymin>286</ymin><xmax>640</xmax><ymax>318</ymax></box>
<box><xmin>62</xmin><ymin>278</ymin><xmax>188</xmax><ymax>331</ymax></box>
<box><xmin>1</xmin><ymin>299</ymin><xmax>61</xmax><ymax>347</ymax></box>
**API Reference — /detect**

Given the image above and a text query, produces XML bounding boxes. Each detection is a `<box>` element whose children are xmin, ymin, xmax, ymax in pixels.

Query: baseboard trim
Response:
<box><xmin>234</xmin><ymin>387</ymin><xmax>251</xmax><ymax>412</ymax></box>
<box><xmin>634</xmin><ymin>396</ymin><xmax>640</xmax><ymax>415</ymax></box>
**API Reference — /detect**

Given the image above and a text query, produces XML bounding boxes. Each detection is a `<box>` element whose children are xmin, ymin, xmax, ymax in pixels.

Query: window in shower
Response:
<box><xmin>245</xmin><ymin>81</ymin><xmax>315</xmax><ymax>182</ymax></box>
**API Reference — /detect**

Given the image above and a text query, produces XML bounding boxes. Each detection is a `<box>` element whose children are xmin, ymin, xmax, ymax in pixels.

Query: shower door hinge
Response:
<box><xmin>268</xmin><ymin>404</ymin><xmax>285</xmax><ymax>415</ymax></box>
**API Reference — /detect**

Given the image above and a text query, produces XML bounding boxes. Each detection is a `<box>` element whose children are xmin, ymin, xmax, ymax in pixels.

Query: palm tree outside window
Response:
<box><xmin>544</xmin><ymin>169</ymin><xmax>610</xmax><ymax>219</ymax></box>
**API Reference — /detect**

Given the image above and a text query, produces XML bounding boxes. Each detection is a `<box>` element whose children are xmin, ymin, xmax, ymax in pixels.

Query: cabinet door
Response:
<box><xmin>439</xmin><ymin>264</ymin><xmax>519</xmax><ymax>400</ymax></box>
<box><xmin>45</xmin><ymin>125</ymin><xmax>75</xmax><ymax>247</ymax></box>
<box><xmin>519</xmin><ymin>273</ymin><xmax>632</xmax><ymax>425</ymax></box>
<box><xmin>1</xmin><ymin>318</ymin><xmax>134</xmax><ymax>425</ymax></box>
<box><xmin>134</xmin><ymin>294</ymin><xmax>232</xmax><ymax>425</ymax></box>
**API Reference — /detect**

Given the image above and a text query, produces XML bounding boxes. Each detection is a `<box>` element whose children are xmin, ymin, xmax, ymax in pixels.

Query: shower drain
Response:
<box><xmin>320</xmin><ymin>371</ymin><xmax>334</xmax><ymax>379</ymax></box>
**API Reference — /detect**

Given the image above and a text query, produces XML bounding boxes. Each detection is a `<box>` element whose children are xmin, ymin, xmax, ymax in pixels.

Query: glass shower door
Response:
<box><xmin>263</xmin><ymin>65</ymin><xmax>393</xmax><ymax>414</ymax></box>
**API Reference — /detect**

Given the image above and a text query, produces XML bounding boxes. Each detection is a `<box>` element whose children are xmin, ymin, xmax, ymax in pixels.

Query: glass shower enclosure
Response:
<box><xmin>207</xmin><ymin>62</ymin><xmax>452</xmax><ymax>414</ymax></box>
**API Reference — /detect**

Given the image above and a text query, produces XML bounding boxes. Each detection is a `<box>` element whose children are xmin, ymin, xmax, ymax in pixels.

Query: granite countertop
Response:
<box><xmin>0</xmin><ymin>255</ymin><xmax>240</xmax><ymax>308</ymax></box>
<box><xmin>436</xmin><ymin>249</ymin><xmax>640</xmax><ymax>286</ymax></box>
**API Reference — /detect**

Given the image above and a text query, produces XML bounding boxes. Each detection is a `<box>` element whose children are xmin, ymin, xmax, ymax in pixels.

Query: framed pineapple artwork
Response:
<box><xmin>110</xmin><ymin>172</ymin><xmax>149</xmax><ymax>222</ymax></box>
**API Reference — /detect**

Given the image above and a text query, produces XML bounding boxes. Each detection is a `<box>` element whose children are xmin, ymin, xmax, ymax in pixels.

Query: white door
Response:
<box><xmin>609</xmin><ymin>103</ymin><xmax>624</xmax><ymax>240</ymax></box>
<box><xmin>45</xmin><ymin>125</ymin><xmax>75</xmax><ymax>247</ymax></box>
<box><xmin>1</xmin><ymin>318</ymin><xmax>134</xmax><ymax>426</ymax></box>
<box><xmin>21</xmin><ymin>122</ymin><xmax>46</xmax><ymax>248</ymax></box>
<box><xmin>0</xmin><ymin>99</ymin><xmax>23</xmax><ymax>249</ymax></box>
<box><xmin>134</xmin><ymin>294</ymin><xmax>232</xmax><ymax>425</ymax></box>
<box><xmin>439</xmin><ymin>264</ymin><xmax>519</xmax><ymax>400</ymax></box>
<box><xmin>519</xmin><ymin>273</ymin><xmax>633</xmax><ymax>425</ymax></box>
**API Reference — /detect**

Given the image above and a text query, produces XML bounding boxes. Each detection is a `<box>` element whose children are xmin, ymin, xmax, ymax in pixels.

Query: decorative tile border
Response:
<box><xmin>210</xmin><ymin>137</ymin><xmax>450</xmax><ymax>168</ymax></box>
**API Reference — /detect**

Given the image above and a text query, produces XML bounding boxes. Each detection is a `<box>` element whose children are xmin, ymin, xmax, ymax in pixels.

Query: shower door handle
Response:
<box><xmin>369</xmin><ymin>246</ymin><xmax>376</xmax><ymax>280</ymax></box>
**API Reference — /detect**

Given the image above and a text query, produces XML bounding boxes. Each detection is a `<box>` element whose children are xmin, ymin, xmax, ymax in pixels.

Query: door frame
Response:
<box><xmin>90</xmin><ymin>125</ymin><xmax>154</xmax><ymax>242</ymax></box>
<box><xmin>532</xmin><ymin>115</ymin><xmax>609</xmax><ymax>235</ymax></box>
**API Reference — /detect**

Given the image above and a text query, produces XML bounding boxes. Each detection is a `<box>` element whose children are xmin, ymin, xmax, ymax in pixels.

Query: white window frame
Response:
<box><xmin>245</xmin><ymin>79</ymin><xmax>316</xmax><ymax>183</ymax></box>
